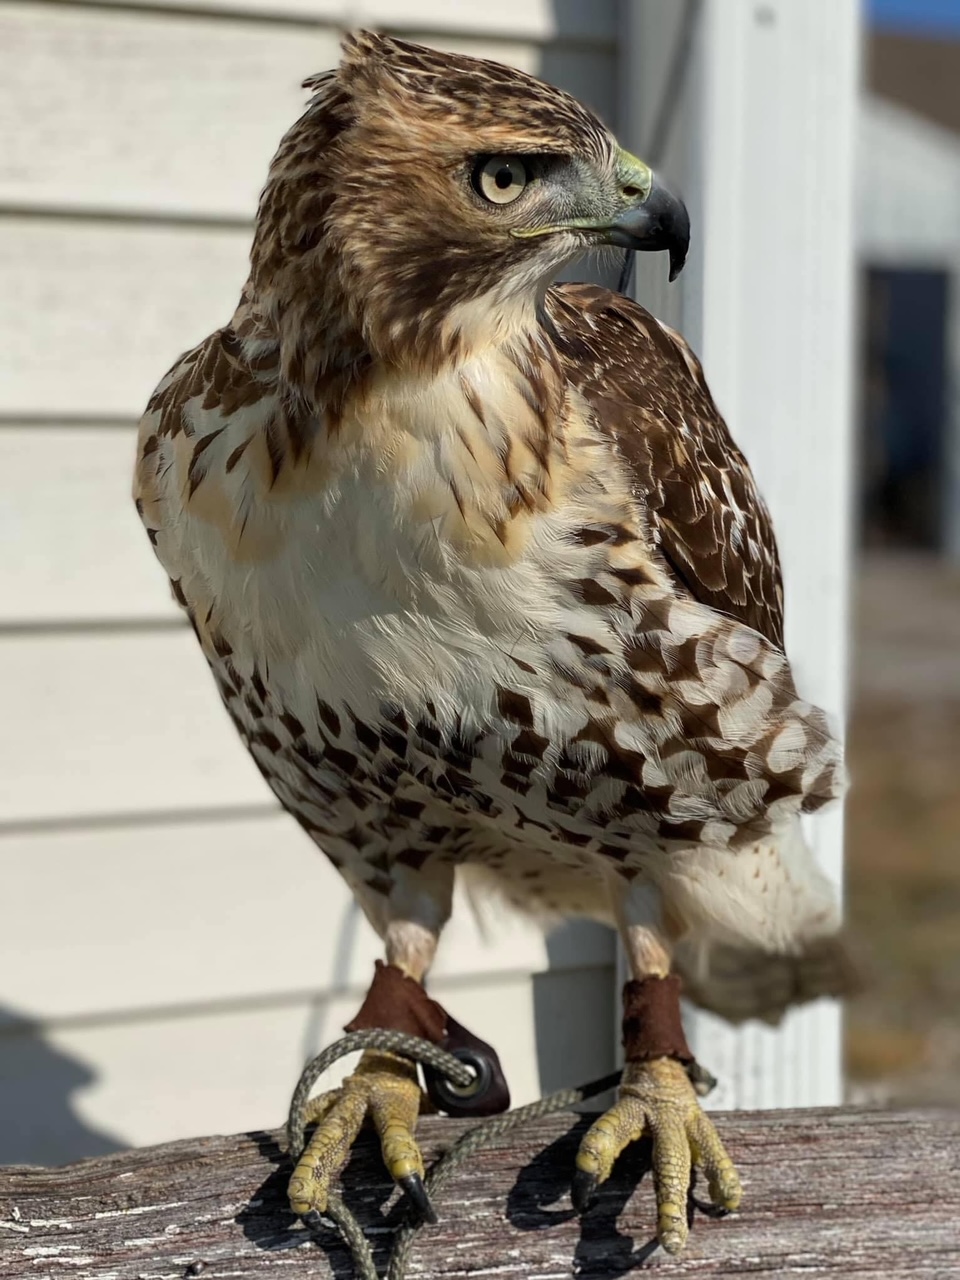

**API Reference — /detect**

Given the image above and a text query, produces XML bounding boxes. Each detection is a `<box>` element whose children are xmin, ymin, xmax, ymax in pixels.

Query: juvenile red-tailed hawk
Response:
<box><xmin>135</xmin><ymin>32</ymin><xmax>853</xmax><ymax>1255</ymax></box>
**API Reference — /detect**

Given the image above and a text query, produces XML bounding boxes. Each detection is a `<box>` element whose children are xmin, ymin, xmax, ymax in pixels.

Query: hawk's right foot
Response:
<box><xmin>573</xmin><ymin>971</ymin><xmax>741</xmax><ymax>1254</ymax></box>
<box><xmin>573</xmin><ymin>1055</ymin><xmax>741</xmax><ymax>1254</ymax></box>
<box><xmin>288</xmin><ymin>1048</ymin><xmax>436</xmax><ymax>1224</ymax></box>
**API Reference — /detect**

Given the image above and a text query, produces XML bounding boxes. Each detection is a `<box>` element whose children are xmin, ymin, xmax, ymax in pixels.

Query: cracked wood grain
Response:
<box><xmin>1</xmin><ymin>1108</ymin><xmax>958</xmax><ymax>1279</ymax></box>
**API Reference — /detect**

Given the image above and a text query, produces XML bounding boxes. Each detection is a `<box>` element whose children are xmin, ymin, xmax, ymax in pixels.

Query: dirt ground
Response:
<box><xmin>844</xmin><ymin>552</ymin><xmax>960</xmax><ymax>1105</ymax></box>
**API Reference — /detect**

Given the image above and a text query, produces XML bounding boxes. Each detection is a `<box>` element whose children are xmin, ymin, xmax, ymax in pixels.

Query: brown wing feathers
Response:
<box><xmin>547</xmin><ymin>283</ymin><xmax>785</xmax><ymax>650</ymax></box>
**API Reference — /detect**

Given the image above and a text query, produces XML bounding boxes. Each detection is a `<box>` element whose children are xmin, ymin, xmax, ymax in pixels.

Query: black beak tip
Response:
<box><xmin>609</xmin><ymin>179</ymin><xmax>690</xmax><ymax>284</ymax></box>
<box><xmin>666</xmin><ymin>197</ymin><xmax>690</xmax><ymax>282</ymax></box>
<box><xmin>668</xmin><ymin>243</ymin><xmax>688</xmax><ymax>283</ymax></box>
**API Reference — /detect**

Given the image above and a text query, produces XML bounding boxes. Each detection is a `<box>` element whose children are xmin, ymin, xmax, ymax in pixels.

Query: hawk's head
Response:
<box><xmin>250</xmin><ymin>31</ymin><xmax>688</xmax><ymax>379</ymax></box>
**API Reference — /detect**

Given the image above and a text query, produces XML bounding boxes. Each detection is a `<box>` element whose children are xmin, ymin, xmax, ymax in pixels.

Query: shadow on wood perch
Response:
<box><xmin>1</xmin><ymin>1107</ymin><xmax>958</xmax><ymax>1278</ymax></box>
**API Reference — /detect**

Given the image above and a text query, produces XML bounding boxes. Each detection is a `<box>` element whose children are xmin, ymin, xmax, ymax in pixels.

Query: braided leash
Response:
<box><xmin>286</xmin><ymin>1028</ymin><xmax>623</xmax><ymax>1280</ymax></box>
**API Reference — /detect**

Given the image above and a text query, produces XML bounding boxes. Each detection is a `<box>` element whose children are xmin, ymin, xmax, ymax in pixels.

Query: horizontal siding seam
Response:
<box><xmin>0</xmin><ymin>618</ymin><xmax>189</xmax><ymax>637</ymax></box>
<box><xmin>0</xmin><ymin>205</ymin><xmax>253</xmax><ymax>232</ymax></box>
<box><xmin>381</xmin><ymin>25</ymin><xmax>616</xmax><ymax>52</ymax></box>
<box><xmin>0</xmin><ymin>415</ymin><xmax>138</xmax><ymax>429</ymax></box>
<box><xmin>3</xmin><ymin>0</ymin><xmax>344</xmax><ymax>33</ymax></box>
<box><xmin>0</xmin><ymin>802</ymin><xmax>281</xmax><ymax>840</ymax></box>
<box><xmin>0</xmin><ymin>963</ymin><xmax>617</xmax><ymax>1038</ymax></box>
<box><xmin>5</xmin><ymin>0</ymin><xmax>616</xmax><ymax>47</ymax></box>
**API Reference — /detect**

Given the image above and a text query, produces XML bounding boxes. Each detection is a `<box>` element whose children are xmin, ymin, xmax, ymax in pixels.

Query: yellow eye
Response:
<box><xmin>475</xmin><ymin>155</ymin><xmax>529</xmax><ymax>205</ymax></box>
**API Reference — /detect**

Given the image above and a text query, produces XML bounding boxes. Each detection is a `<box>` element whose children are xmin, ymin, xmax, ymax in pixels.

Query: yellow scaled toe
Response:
<box><xmin>288</xmin><ymin>1050</ymin><xmax>429</xmax><ymax>1219</ymax></box>
<box><xmin>574</xmin><ymin>1056</ymin><xmax>741</xmax><ymax>1255</ymax></box>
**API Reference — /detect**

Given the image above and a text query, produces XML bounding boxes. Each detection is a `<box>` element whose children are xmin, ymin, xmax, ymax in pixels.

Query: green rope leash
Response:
<box><xmin>286</xmin><ymin>1029</ymin><xmax>623</xmax><ymax>1280</ymax></box>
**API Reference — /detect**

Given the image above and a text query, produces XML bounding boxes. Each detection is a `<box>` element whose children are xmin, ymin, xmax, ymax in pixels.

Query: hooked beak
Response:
<box><xmin>510</xmin><ymin>147</ymin><xmax>691</xmax><ymax>283</ymax></box>
<box><xmin>601</xmin><ymin>150</ymin><xmax>690</xmax><ymax>282</ymax></box>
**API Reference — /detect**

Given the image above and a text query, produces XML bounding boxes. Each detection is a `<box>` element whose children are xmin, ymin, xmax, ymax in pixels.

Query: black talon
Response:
<box><xmin>686</xmin><ymin>1167</ymin><xmax>730</xmax><ymax>1221</ymax></box>
<box><xmin>691</xmin><ymin>1198</ymin><xmax>730</xmax><ymax>1219</ymax></box>
<box><xmin>302</xmin><ymin>1209</ymin><xmax>324</xmax><ymax>1228</ymax></box>
<box><xmin>399</xmin><ymin>1173</ymin><xmax>438</xmax><ymax>1225</ymax></box>
<box><xmin>686</xmin><ymin>1060</ymin><xmax>718</xmax><ymax>1097</ymax></box>
<box><xmin>571</xmin><ymin>1169</ymin><xmax>599</xmax><ymax>1215</ymax></box>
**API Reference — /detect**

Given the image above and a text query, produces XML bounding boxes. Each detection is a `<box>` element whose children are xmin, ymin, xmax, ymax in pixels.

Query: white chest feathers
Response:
<box><xmin>168</xmin><ymin>347</ymin><xmax>631</xmax><ymax>729</ymax></box>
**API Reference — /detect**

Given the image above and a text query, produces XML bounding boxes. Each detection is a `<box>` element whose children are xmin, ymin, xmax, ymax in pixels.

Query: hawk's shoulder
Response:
<box><xmin>546</xmin><ymin>282</ymin><xmax>785</xmax><ymax>650</ymax></box>
<box><xmin>132</xmin><ymin>312</ymin><xmax>294</xmax><ymax>604</ymax></box>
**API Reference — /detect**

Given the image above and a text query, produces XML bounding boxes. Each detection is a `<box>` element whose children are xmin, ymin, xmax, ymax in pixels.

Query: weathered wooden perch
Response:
<box><xmin>1</xmin><ymin>1107</ymin><xmax>958</xmax><ymax>1279</ymax></box>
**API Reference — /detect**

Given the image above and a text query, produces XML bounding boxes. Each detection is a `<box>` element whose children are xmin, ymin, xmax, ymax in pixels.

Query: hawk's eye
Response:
<box><xmin>473</xmin><ymin>155</ymin><xmax>529</xmax><ymax>205</ymax></box>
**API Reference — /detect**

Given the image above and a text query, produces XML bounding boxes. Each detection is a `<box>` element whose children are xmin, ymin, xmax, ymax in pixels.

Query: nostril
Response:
<box><xmin>622</xmin><ymin>185</ymin><xmax>645</xmax><ymax>199</ymax></box>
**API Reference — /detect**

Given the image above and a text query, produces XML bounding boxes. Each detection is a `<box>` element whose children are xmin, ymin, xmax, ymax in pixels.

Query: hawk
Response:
<box><xmin>135</xmin><ymin>32</ymin><xmax>854</xmax><ymax>1255</ymax></box>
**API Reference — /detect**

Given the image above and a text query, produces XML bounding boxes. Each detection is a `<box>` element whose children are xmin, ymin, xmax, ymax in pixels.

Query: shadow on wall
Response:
<box><xmin>533</xmin><ymin>922</ymin><xmax>618</xmax><ymax>1101</ymax></box>
<box><xmin>0</xmin><ymin>1010</ymin><xmax>124</xmax><ymax>1166</ymax></box>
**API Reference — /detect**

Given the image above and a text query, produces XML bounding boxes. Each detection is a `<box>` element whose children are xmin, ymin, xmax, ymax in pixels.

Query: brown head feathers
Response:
<box><xmin>247</xmin><ymin>32</ymin><xmax>617</xmax><ymax>397</ymax></box>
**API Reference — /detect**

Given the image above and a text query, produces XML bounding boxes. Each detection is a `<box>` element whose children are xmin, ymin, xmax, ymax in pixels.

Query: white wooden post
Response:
<box><xmin>620</xmin><ymin>0</ymin><xmax>860</xmax><ymax>1108</ymax></box>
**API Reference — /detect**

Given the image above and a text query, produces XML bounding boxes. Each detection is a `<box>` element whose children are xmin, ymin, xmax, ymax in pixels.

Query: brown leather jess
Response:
<box><xmin>345</xmin><ymin>960</ymin><xmax>448</xmax><ymax>1042</ymax></box>
<box><xmin>344</xmin><ymin>960</ymin><xmax>511</xmax><ymax>1115</ymax></box>
<box><xmin>621</xmin><ymin>974</ymin><xmax>695</xmax><ymax>1064</ymax></box>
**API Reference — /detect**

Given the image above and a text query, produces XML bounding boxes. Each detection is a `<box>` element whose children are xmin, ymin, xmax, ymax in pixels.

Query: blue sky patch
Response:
<box><xmin>870</xmin><ymin>0</ymin><xmax>960</xmax><ymax>35</ymax></box>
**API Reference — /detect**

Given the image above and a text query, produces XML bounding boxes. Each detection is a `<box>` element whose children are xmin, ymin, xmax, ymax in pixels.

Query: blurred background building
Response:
<box><xmin>0</xmin><ymin>0</ymin><xmax>955</xmax><ymax>1167</ymax></box>
<box><xmin>848</xmin><ymin>0</ymin><xmax>960</xmax><ymax>1106</ymax></box>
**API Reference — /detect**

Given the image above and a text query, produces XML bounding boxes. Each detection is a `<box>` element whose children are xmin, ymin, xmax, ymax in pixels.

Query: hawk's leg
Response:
<box><xmin>287</xmin><ymin>877</ymin><xmax>509</xmax><ymax>1228</ymax></box>
<box><xmin>287</xmin><ymin>920</ymin><xmax>445</xmax><ymax>1225</ymax></box>
<box><xmin>573</xmin><ymin>881</ymin><xmax>742</xmax><ymax>1254</ymax></box>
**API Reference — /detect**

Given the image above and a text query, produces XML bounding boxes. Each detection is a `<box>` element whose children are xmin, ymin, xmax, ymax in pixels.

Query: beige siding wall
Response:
<box><xmin>0</xmin><ymin>0</ymin><xmax>618</xmax><ymax>1165</ymax></box>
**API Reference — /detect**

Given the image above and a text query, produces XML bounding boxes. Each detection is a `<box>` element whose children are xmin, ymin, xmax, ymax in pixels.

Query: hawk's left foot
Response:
<box><xmin>287</xmin><ymin>960</ymin><xmax>510</xmax><ymax>1229</ymax></box>
<box><xmin>573</xmin><ymin>1056</ymin><xmax>741</xmax><ymax>1254</ymax></box>
<box><xmin>288</xmin><ymin>1048</ymin><xmax>435</xmax><ymax>1224</ymax></box>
